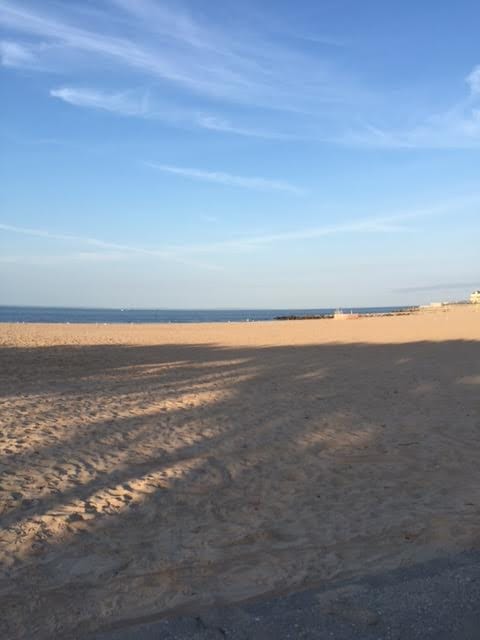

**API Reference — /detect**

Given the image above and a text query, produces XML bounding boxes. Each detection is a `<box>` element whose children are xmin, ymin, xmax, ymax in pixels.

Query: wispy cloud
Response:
<box><xmin>2</xmin><ymin>195</ymin><xmax>478</xmax><ymax>263</ymax></box>
<box><xmin>0</xmin><ymin>38</ymin><xmax>60</xmax><ymax>70</ymax></box>
<box><xmin>166</xmin><ymin>220</ymin><xmax>410</xmax><ymax>255</ymax></box>
<box><xmin>49</xmin><ymin>85</ymin><xmax>292</xmax><ymax>140</ymax></box>
<box><xmin>50</xmin><ymin>87</ymin><xmax>151</xmax><ymax>117</ymax></box>
<box><xmin>166</xmin><ymin>195</ymin><xmax>480</xmax><ymax>253</ymax></box>
<box><xmin>341</xmin><ymin>65</ymin><xmax>480</xmax><ymax>149</ymax></box>
<box><xmin>0</xmin><ymin>3</ymin><xmax>203</xmax><ymax>89</ymax></box>
<box><xmin>0</xmin><ymin>1</ymin><xmax>375</xmax><ymax>144</ymax></box>
<box><xmin>393</xmin><ymin>281</ymin><xmax>480</xmax><ymax>293</ymax></box>
<box><xmin>196</xmin><ymin>115</ymin><xmax>293</xmax><ymax>140</ymax></box>
<box><xmin>0</xmin><ymin>1</ymin><xmax>361</xmax><ymax>112</ymax></box>
<box><xmin>108</xmin><ymin>0</ymin><xmax>223</xmax><ymax>52</ymax></box>
<box><xmin>0</xmin><ymin>252</ymin><xmax>127</xmax><ymax>265</ymax></box>
<box><xmin>0</xmin><ymin>222</ymin><xmax>84</xmax><ymax>243</ymax></box>
<box><xmin>146</xmin><ymin>163</ymin><xmax>306</xmax><ymax>195</ymax></box>
<box><xmin>4</xmin><ymin>2</ymin><xmax>479</xmax><ymax>150</ymax></box>
<box><xmin>0</xmin><ymin>217</ymin><xmax>404</xmax><ymax>264</ymax></box>
<box><xmin>466</xmin><ymin>66</ymin><xmax>480</xmax><ymax>95</ymax></box>
<box><xmin>0</xmin><ymin>223</ymin><xmax>220</xmax><ymax>270</ymax></box>
<box><xmin>0</xmin><ymin>40</ymin><xmax>36</xmax><ymax>67</ymax></box>
<box><xmin>0</xmin><ymin>130</ymin><xmax>65</xmax><ymax>146</ymax></box>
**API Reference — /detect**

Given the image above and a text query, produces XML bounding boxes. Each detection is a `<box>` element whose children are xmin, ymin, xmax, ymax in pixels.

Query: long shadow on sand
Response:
<box><xmin>1</xmin><ymin>338</ymin><xmax>480</xmax><ymax>639</ymax></box>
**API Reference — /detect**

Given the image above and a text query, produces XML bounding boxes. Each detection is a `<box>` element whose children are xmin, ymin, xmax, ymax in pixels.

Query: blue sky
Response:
<box><xmin>1</xmin><ymin>0</ymin><xmax>479</xmax><ymax>308</ymax></box>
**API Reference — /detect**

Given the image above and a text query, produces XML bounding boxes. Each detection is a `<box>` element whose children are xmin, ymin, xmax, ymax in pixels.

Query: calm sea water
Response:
<box><xmin>0</xmin><ymin>305</ymin><xmax>413</xmax><ymax>324</ymax></box>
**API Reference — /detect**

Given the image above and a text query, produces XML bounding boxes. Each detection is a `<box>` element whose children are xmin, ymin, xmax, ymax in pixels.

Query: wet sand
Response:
<box><xmin>1</xmin><ymin>305</ymin><xmax>479</xmax><ymax>638</ymax></box>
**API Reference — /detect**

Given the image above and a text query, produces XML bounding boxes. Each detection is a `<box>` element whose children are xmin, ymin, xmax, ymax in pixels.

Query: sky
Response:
<box><xmin>1</xmin><ymin>0</ymin><xmax>480</xmax><ymax>309</ymax></box>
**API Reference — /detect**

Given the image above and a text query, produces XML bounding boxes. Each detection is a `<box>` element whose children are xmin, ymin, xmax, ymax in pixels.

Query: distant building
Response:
<box><xmin>334</xmin><ymin>310</ymin><xmax>359</xmax><ymax>319</ymax></box>
<box><xmin>420</xmin><ymin>302</ymin><xmax>444</xmax><ymax>309</ymax></box>
<box><xmin>470</xmin><ymin>290</ymin><xmax>480</xmax><ymax>304</ymax></box>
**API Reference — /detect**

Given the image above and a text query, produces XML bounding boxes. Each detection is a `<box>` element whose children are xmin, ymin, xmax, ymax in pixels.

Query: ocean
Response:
<box><xmin>0</xmin><ymin>305</ymin><xmax>413</xmax><ymax>324</ymax></box>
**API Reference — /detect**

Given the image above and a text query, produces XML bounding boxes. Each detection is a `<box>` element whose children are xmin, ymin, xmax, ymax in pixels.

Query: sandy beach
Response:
<box><xmin>1</xmin><ymin>305</ymin><xmax>479</xmax><ymax>639</ymax></box>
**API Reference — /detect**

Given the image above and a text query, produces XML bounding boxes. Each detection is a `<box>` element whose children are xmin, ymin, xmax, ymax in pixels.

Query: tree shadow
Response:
<box><xmin>1</xmin><ymin>338</ymin><xmax>480</xmax><ymax>639</ymax></box>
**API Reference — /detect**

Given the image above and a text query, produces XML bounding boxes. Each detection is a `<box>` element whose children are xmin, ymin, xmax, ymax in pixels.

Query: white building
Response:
<box><xmin>470</xmin><ymin>290</ymin><xmax>480</xmax><ymax>304</ymax></box>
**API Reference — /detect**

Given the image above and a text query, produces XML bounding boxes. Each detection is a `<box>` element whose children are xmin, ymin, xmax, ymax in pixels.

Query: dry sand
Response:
<box><xmin>1</xmin><ymin>305</ymin><xmax>479</xmax><ymax>638</ymax></box>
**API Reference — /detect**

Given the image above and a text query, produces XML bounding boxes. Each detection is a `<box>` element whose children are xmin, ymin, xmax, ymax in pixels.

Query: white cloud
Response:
<box><xmin>0</xmin><ymin>223</ymin><xmax>220</xmax><ymax>270</ymax></box>
<box><xmin>166</xmin><ymin>195</ymin><xmax>480</xmax><ymax>253</ymax></box>
<box><xmin>50</xmin><ymin>87</ymin><xmax>150</xmax><ymax>117</ymax></box>
<box><xmin>0</xmin><ymin>38</ymin><xmax>58</xmax><ymax>69</ymax></box>
<box><xmin>340</xmin><ymin>64</ymin><xmax>480</xmax><ymax>149</ymax></box>
<box><xmin>0</xmin><ymin>1</ymin><xmax>370</xmax><ymax>144</ymax></box>
<box><xmin>146</xmin><ymin>163</ymin><xmax>306</xmax><ymax>195</ymax></box>
<box><xmin>466</xmin><ymin>66</ymin><xmax>480</xmax><ymax>95</ymax></box>
<box><xmin>196</xmin><ymin>115</ymin><xmax>292</xmax><ymax>140</ymax></box>
<box><xmin>0</xmin><ymin>222</ymin><xmax>83</xmax><ymax>243</ymax></box>
<box><xmin>0</xmin><ymin>1</ymin><xmax>358</xmax><ymax>111</ymax></box>
<box><xmin>108</xmin><ymin>0</ymin><xmax>218</xmax><ymax>51</ymax></box>
<box><xmin>341</xmin><ymin>109</ymin><xmax>480</xmax><ymax>149</ymax></box>
<box><xmin>0</xmin><ymin>3</ymin><xmax>228</xmax><ymax>97</ymax></box>
<box><xmin>1</xmin><ymin>195</ymin><xmax>478</xmax><ymax>263</ymax></box>
<box><xmin>394</xmin><ymin>281</ymin><xmax>480</xmax><ymax>293</ymax></box>
<box><xmin>168</xmin><ymin>222</ymin><xmax>409</xmax><ymax>254</ymax></box>
<box><xmin>49</xmin><ymin>85</ymin><xmax>292</xmax><ymax>140</ymax></box>
<box><xmin>0</xmin><ymin>40</ymin><xmax>35</xmax><ymax>67</ymax></box>
<box><xmin>4</xmin><ymin>2</ymin><xmax>478</xmax><ymax>150</ymax></box>
<box><xmin>0</xmin><ymin>252</ymin><xmax>127</xmax><ymax>265</ymax></box>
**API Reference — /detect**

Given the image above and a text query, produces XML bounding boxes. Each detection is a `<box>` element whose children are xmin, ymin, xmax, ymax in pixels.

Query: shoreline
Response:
<box><xmin>0</xmin><ymin>304</ymin><xmax>423</xmax><ymax>326</ymax></box>
<box><xmin>0</xmin><ymin>304</ymin><xmax>475</xmax><ymax>340</ymax></box>
<box><xmin>1</xmin><ymin>303</ymin><xmax>474</xmax><ymax>327</ymax></box>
